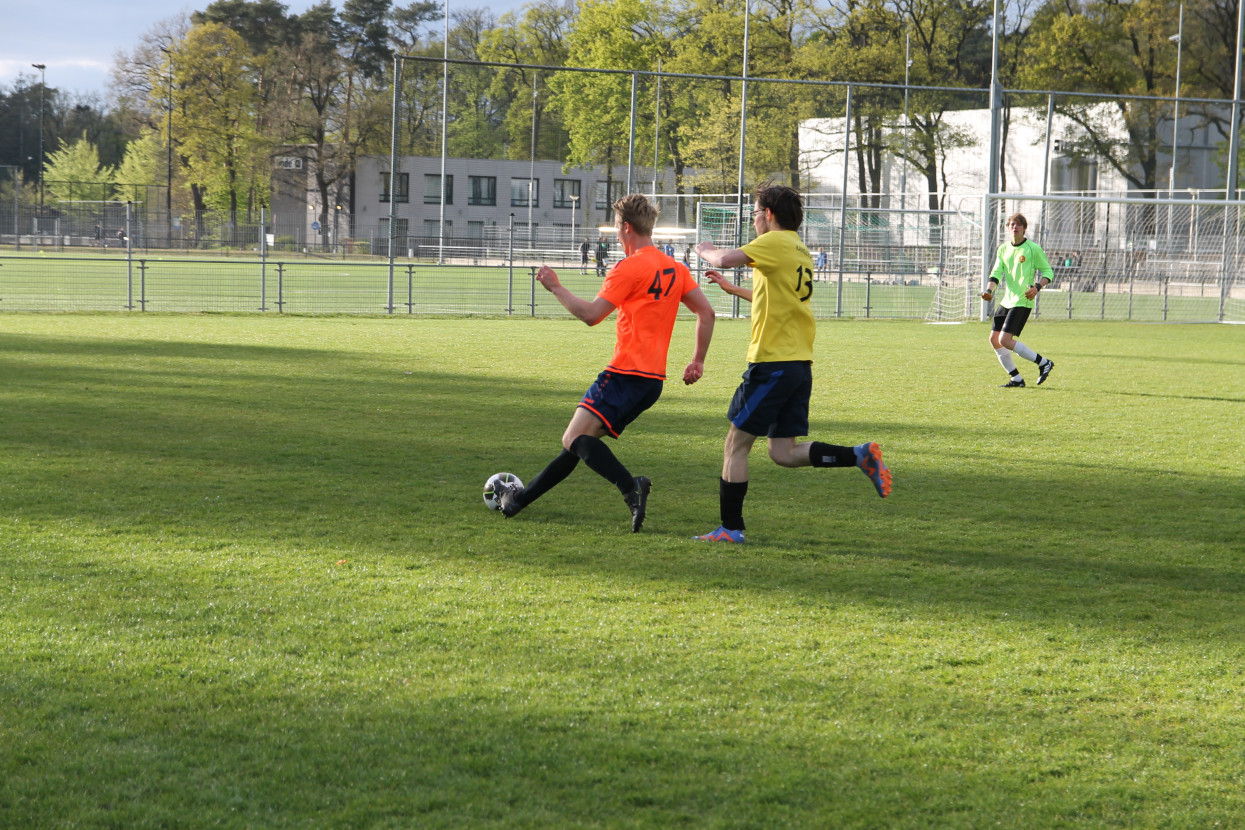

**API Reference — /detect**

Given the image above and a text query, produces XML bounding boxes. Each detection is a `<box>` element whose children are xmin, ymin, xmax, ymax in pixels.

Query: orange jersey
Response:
<box><xmin>597</xmin><ymin>245</ymin><xmax>698</xmax><ymax>380</ymax></box>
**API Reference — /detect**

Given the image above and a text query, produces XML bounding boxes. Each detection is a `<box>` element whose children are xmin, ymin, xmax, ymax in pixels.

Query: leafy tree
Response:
<box><xmin>44</xmin><ymin>134</ymin><xmax>114</xmax><ymax>203</ymax></box>
<box><xmin>1020</xmin><ymin>0</ymin><xmax>1184</xmax><ymax>198</ymax></box>
<box><xmin>172</xmin><ymin>22</ymin><xmax>269</xmax><ymax>237</ymax></box>
<box><xmin>479</xmin><ymin>0</ymin><xmax>573</xmax><ymax>161</ymax></box>
<box><xmin>548</xmin><ymin>0</ymin><xmax>656</xmax><ymax>222</ymax></box>
<box><xmin>112</xmin><ymin>130</ymin><xmax>162</xmax><ymax>206</ymax></box>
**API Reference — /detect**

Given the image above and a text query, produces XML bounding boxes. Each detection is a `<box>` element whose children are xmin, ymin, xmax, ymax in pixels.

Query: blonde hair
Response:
<box><xmin>613</xmin><ymin>193</ymin><xmax>658</xmax><ymax>236</ymax></box>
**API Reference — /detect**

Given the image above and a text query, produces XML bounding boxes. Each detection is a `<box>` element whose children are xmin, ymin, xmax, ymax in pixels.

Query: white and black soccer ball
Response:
<box><xmin>483</xmin><ymin>472</ymin><xmax>523</xmax><ymax>510</ymax></box>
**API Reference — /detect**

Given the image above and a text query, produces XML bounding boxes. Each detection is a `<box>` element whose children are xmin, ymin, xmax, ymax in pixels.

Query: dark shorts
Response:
<box><xmin>578</xmin><ymin>370</ymin><xmax>663</xmax><ymax>438</ymax></box>
<box><xmin>992</xmin><ymin>305</ymin><xmax>1032</xmax><ymax>336</ymax></box>
<box><xmin>727</xmin><ymin>361</ymin><xmax>812</xmax><ymax>439</ymax></box>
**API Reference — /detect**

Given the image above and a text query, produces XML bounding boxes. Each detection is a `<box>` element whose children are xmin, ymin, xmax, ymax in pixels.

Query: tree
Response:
<box><xmin>1020</xmin><ymin>0</ymin><xmax>1184</xmax><ymax>198</ymax></box>
<box><xmin>112</xmin><ymin>130</ymin><xmax>163</xmax><ymax>207</ymax></box>
<box><xmin>44</xmin><ymin>134</ymin><xmax>114</xmax><ymax>203</ymax></box>
<box><xmin>479</xmin><ymin>0</ymin><xmax>573</xmax><ymax>161</ymax></box>
<box><xmin>172</xmin><ymin>22</ymin><xmax>269</xmax><ymax>239</ymax></box>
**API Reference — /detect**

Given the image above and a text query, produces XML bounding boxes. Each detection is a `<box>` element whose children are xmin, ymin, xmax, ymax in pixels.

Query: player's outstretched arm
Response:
<box><xmin>680</xmin><ymin>286</ymin><xmax>716</xmax><ymax>385</ymax></box>
<box><xmin>536</xmin><ymin>264</ymin><xmax>614</xmax><ymax>326</ymax></box>
<box><xmin>705</xmin><ymin>269</ymin><xmax>753</xmax><ymax>303</ymax></box>
<box><xmin>695</xmin><ymin>241</ymin><xmax>751</xmax><ymax>270</ymax></box>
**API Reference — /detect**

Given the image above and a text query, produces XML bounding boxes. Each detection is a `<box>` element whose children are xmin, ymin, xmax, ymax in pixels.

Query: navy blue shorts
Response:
<box><xmin>727</xmin><ymin>361</ymin><xmax>812</xmax><ymax>439</ymax></box>
<box><xmin>578</xmin><ymin>370</ymin><xmax>663</xmax><ymax>438</ymax></box>
<box><xmin>992</xmin><ymin>305</ymin><xmax>1032</xmax><ymax>336</ymax></box>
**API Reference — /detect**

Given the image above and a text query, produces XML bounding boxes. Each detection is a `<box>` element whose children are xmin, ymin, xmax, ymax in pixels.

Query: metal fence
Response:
<box><xmin>3</xmin><ymin>192</ymin><xmax>1241</xmax><ymax>322</ymax></box>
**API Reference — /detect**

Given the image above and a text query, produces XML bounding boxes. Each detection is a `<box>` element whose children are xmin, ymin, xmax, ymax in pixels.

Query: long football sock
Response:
<box><xmin>516</xmin><ymin>449</ymin><xmax>579</xmax><ymax>507</ymax></box>
<box><xmin>720</xmin><ymin>478</ymin><xmax>748</xmax><ymax>531</ymax></box>
<box><xmin>995</xmin><ymin>347</ymin><xmax>1020</xmax><ymax>378</ymax></box>
<box><xmin>808</xmin><ymin>442</ymin><xmax>857</xmax><ymax>468</ymax></box>
<box><xmin>570</xmin><ymin>435</ymin><xmax>633</xmax><ymax>494</ymax></box>
<box><xmin>1013</xmin><ymin>341</ymin><xmax>1040</xmax><ymax>363</ymax></box>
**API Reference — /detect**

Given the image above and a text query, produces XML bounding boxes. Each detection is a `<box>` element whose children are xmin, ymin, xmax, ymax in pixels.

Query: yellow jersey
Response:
<box><xmin>739</xmin><ymin>230</ymin><xmax>816</xmax><ymax>363</ymax></box>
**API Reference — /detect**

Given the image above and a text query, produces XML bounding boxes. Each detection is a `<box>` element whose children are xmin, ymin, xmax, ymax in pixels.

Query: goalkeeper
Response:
<box><xmin>981</xmin><ymin>213</ymin><xmax>1056</xmax><ymax>388</ymax></box>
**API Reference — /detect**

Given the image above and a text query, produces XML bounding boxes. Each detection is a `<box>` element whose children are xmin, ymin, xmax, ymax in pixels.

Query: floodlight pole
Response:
<box><xmin>652</xmin><ymin>59</ymin><xmax>661</xmax><ymax>197</ymax></box>
<box><xmin>528</xmin><ymin>73</ymin><xmax>538</xmax><ymax>248</ymax></box>
<box><xmin>982</xmin><ymin>0</ymin><xmax>1002</xmax><ymax>319</ymax></box>
<box><xmin>569</xmin><ymin>194</ymin><xmax>578</xmax><ymax>251</ymax></box>
<box><xmin>1168</xmin><ymin>6</ymin><xmax>1183</xmax><ymax>201</ymax></box>
<box><xmin>438</xmin><ymin>0</ymin><xmax>449</xmax><ymax>264</ymax></box>
<box><xmin>161</xmin><ymin>47</ymin><xmax>173</xmax><ymax>219</ymax></box>
<box><xmin>627</xmin><ymin>72</ymin><xmax>637</xmax><ymax>193</ymax></box>
<box><xmin>32</xmin><ymin>63</ymin><xmax>45</xmax><ymax>218</ymax></box>
<box><xmin>900</xmin><ymin>33</ymin><xmax>911</xmax><ymax>250</ymax></box>
<box><xmin>1221</xmin><ymin>0</ymin><xmax>1245</xmax><ymax>319</ymax></box>
<box><xmin>736</xmin><ymin>0</ymin><xmax>750</xmax><ymax>252</ymax></box>
<box><xmin>387</xmin><ymin>56</ymin><xmax>402</xmax><ymax>314</ymax></box>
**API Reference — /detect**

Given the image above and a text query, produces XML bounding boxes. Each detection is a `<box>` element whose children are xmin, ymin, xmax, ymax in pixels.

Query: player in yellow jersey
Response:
<box><xmin>491</xmin><ymin>194</ymin><xmax>716</xmax><ymax>532</ymax></box>
<box><xmin>692</xmin><ymin>183</ymin><xmax>890</xmax><ymax>544</ymax></box>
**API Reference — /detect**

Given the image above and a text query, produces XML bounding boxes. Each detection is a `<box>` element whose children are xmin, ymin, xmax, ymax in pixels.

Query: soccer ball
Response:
<box><xmin>483</xmin><ymin>472</ymin><xmax>523</xmax><ymax>510</ymax></box>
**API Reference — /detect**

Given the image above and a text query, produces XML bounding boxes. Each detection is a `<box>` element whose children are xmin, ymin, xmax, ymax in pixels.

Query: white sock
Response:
<box><xmin>995</xmin><ymin>347</ymin><xmax>1019</xmax><ymax>376</ymax></box>
<box><xmin>1013</xmin><ymin>341</ymin><xmax>1039</xmax><ymax>363</ymax></box>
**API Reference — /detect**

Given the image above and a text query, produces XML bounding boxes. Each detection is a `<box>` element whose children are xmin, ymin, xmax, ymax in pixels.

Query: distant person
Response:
<box><xmin>682</xmin><ymin>244</ymin><xmax>692</xmax><ymax>267</ymax></box>
<box><xmin>596</xmin><ymin>237</ymin><xmax>608</xmax><ymax>277</ymax></box>
<box><xmin>491</xmin><ymin>194</ymin><xmax>716</xmax><ymax>532</ymax></box>
<box><xmin>93</xmin><ymin>224</ymin><xmax>103</xmax><ymax>248</ymax></box>
<box><xmin>980</xmin><ymin>212</ymin><xmax>1055</xmax><ymax>388</ymax></box>
<box><xmin>579</xmin><ymin>237</ymin><xmax>590</xmax><ymax>274</ymax></box>
<box><xmin>815</xmin><ymin>246</ymin><xmax>828</xmax><ymax>273</ymax></box>
<box><xmin>665</xmin><ymin>241</ymin><xmax>675</xmax><ymax>257</ymax></box>
<box><xmin>116</xmin><ymin>228</ymin><xmax>127</xmax><ymax>248</ymax></box>
<box><xmin>693</xmin><ymin>182</ymin><xmax>890</xmax><ymax>544</ymax></box>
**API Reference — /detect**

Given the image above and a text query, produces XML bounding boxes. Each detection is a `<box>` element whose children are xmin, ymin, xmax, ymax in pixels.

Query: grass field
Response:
<box><xmin>1</xmin><ymin>313</ymin><xmax>1243</xmax><ymax>827</ymax></box>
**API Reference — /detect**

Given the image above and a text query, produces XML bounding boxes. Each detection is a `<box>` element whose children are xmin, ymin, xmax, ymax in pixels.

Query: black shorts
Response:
<box><xmin>578</xmin><ymin>370</ymin><xmax>663</xmax><ymax>438</ymax></box>
<box><xmin>727</xmin><ymin>361</ymin><xmax>812</xmax><ymax>439</ymax></box>
<box><xmin>992</xmin><ymin>305</ymin><xmax>1032</xmax><ymax>336</ymax></box>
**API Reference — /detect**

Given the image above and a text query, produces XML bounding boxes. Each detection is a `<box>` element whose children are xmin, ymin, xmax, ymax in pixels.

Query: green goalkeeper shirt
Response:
<box><xmin>989</xmin><ymin>238</ymin><xmax>1052</xmax><ymax>309</ymax></box>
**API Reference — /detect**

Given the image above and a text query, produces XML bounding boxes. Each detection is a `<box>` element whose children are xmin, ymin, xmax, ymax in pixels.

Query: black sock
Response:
<box><xmin>809</xmin><ymin>442</ymin><xmax>857</xmax><ymax>468</ymax></box>
<box><xmin>517</xmin><ymin>449</ymin><xmax>579</xmax><ymax>507</ymax></box>
<box><xmin>720</xmin><ymin>478</ymin><xmax>748</xmax><ymax>531</ymax></box>
<box><xmin>570</xmin><ymin>435</ymin><xmax>632</xmax><ymax>494</ymax></box>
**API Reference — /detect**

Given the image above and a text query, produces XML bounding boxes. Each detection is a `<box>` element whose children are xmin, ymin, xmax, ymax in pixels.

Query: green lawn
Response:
<box><xmin>1</xmin><ymin>313</ymin><xmax>1242</xmax><ymax>827</ymax></box>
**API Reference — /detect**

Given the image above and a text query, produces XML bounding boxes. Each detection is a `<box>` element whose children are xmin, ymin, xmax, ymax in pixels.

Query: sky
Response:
<box><xmin>0</xmin><ymin>0</ymin><xmax>526</xmax><ymax>99</ymax></box>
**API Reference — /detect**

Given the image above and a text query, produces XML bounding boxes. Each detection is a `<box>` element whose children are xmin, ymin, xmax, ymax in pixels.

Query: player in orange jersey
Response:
<box><xmin>491</xmin><ymin>193</ymin><xmax>716</xmax><ymax>532</ymax></box>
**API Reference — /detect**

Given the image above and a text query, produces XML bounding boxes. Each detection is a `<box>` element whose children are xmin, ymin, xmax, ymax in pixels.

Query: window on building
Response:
<box><xmin>380</xmin><ymin>172</ymin><xmax>409</xmax><ymax>204</ymax></box>
<box><xmin>469</xmin><ymin>176</ymin><xmax>496</xmax><ymax>206</ymax></box>
<box><xmin>553</xmin><ymin>179</ymin><xmax>581</xmax><ymax>209</ymax></box>
<box><xmin>423</xmin><ymin>218</ymin><xmax>453</xmax><ymax>240</ymax></box>
<box><xmin>423</xmin><ymin>174</ymin><xmax>453</xmax><ymax>205</ymax></box>
<box><xmin>593</xmin><ymin>180</ymin><xmax>625</xmax><ymax>210</ymax></box>
<box><xmin>511</xmin><ymin>177</ymin><xmax>539</xmax><ymax>207</ymax></box>
<box><xmin>467</xmin><ymin>220</ymin><xmax>484</xmax><ymax>240</ymax></box>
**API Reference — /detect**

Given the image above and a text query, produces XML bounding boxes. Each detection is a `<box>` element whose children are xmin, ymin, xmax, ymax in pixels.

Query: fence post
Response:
<box><xmin>1127</xmin><ymin>265</ymin><xmax>1134</xmax><ymax>320</ymax></box>
<box><xmin>260</xmin><ymin>206</ymin><xmax>267</xmax><ymax>311</ymax></box>
<box><xmin>276</xmin><ymin>263</ymin><xmax>285</xmax><ymax>312</ymax></box>
<box><xmin>530</xmin><ymin>266</ymin><xmax>538</xmax><ymax>317</ymax></box>
<box><xmin>139</xmin><ymin>260</ymin><xmax>147</xmax><ymax>311</ymax></box>
<box><xmin>507</xmin><ymin>214</ymin><xmax>515</xmax><ymax>315</ymax></box>
<box><xmin>836</xmin><ymin>84</ymin><xmax>852</xmax><ymax>318</ymax></box>
<box><xmin>125</xmin><ymin>201</ymin><xmax>134</xmax><ymax>309</ymax></box>
<box><xmin>407</xmin><ymin>264</ymin><xmax>415</xmax><ymax>314</ymax></box>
